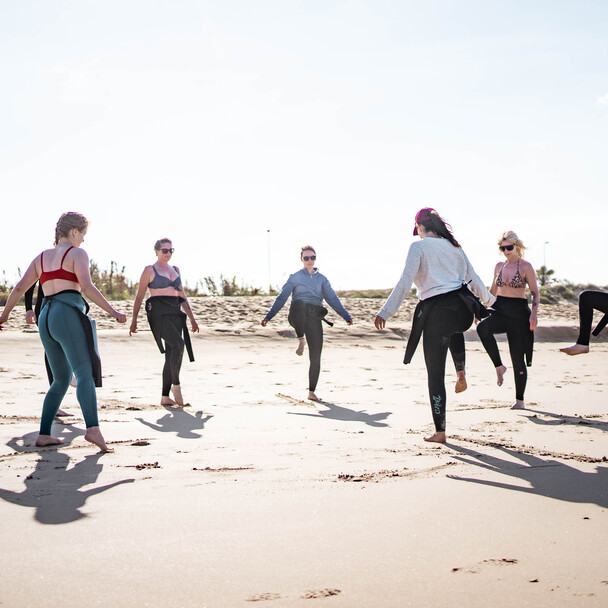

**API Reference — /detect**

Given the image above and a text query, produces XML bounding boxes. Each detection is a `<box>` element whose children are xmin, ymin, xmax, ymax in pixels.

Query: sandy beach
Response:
<box><xmin>1</xmin><ymin>297</ymin><xmax>607</xmax><ymax>607</ymax></box>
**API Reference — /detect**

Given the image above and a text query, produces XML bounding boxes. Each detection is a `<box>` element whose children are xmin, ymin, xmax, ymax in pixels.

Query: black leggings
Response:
<box><xmin>422</xmin><ymin>293</ymin><xmax>473</xmax><ymax>432</ymax></box>
<box><xmin>476</xmin><ymin>296</ymin><xmax>530</xmax><ymax>401</ymax></box>
<box><xmin>160</xmin><ymin>315</ymin><xmax>185</xmax><ymax>396</ymax></box>
<box><xmin>576</xmin><ymin>290</ymin><xmax>608</xmax><ymax>346</ymax></box>
<box><xmin>289</xmin><ymin>300</ymin><xmax>324</xmax><ymax>392</ymax></box>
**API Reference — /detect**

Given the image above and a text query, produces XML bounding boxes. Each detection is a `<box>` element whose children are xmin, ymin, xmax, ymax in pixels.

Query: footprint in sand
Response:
<box><xmin>245</xmin><ymin>593</ymin><xmax>282</xmax><ymax>602</ymax></box>
<box><xmin>301</xmin><ymin>589</ymin><xmax>341</xmax><ymax>599</ymax></box>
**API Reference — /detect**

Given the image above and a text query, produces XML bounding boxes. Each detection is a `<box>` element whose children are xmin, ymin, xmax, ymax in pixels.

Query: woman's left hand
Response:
<box><xmin>529</xmin><ymin>315</ymin><xmax>538</xmax><ymax>331</ymax></box>
<box><xmin>191</xmin><ymin>320</ymin><xmax>199</xmax><ymax>333</ymax></box>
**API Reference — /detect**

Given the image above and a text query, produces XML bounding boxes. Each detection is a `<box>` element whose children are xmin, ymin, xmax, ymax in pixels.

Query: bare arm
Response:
<box><xmin>73</xmin><ymin>249</ymin><xmax>126</xmax><ymax>323</ymax></box>
<box><xmin>129</xmin><ymin>267</ymin><xmax>151</xmax><ymax>334</ymax></box>
<box><xmin>0</xmin><ymin>258</ymin><xmax>40</xmax><ymax>326</ymax></box>
<box><xmin>525</xmin><ymin>261</ymin><xmax>539</xmax><ymax>330</ymax></box>
<box><xmin>175</xmin><ymin>268</ymin><xmax>199</xmax><ymax>332</ymax></box>
<box><xmin>489</xmin><ymin>263</ymin><xmax>501</xmax><ymax>297</ymax></box>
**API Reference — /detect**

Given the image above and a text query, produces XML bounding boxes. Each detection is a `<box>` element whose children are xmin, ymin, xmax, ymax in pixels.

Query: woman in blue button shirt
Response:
<box><xmin>261</xmin><ymin>245</ymin><xmax>353</xmax><ymax>402</ymax></box>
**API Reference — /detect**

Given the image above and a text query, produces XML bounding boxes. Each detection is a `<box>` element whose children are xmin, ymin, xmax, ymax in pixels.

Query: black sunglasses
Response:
<box><xmin>499</xmin><ymin>244</ymin><xmax>515</xmax><ymax>252</ymax></box>
<box><xmin>302</xmin><ymin>255</ymin><xmax>316</xmax><ymax>261</ymax></box>
<box><xmin>160</xmin><ymin>248</ymin><xmax>175</xmax><ymax>254</ymax></box>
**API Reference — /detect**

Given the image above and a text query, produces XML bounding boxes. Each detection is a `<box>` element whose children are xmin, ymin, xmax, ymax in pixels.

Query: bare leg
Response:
<box><xmin>35</xmin><ymin>434</ymin><xmax>64</xmax><ymax>447</ymax></box>
<box><xmin>84</xmin><ymin>426</ymin><xmax>113</xmax><ymax>452</ymax></box>
<box><xmin>55</xmin><ymin>409</ymin><xmax>70</xmax><ymax>417</ymax></box>
<box><xmin>161</xmin><ymin>396</ymin><xmax>176</xmax><ymax>405</ymax></box>
<box><xmin>296</xmin><ymin>337</ymin><xmax>306</xmax><ymax>356</ymax></box>
<box><xmin>424</xmin><ymin>432</ymin><xmax>446</xmax><ymax>443</ymax></box>
<box><xmin>560</xmin><ymin>344</ymin><xmax>590</xmax><ymax>356</ymax></box>
<box><xmin>455</xmin><ymin>370</ymin><xmax>467</xmax><ymax>393</ymax></box>
<box><xmin>171</xmin><ymin>384</ymin><xmax>189</xmax><ymax>406</ymax></box>
<box><xmin>511</xmin><ymin>400</ymin><xmax>525</xmax><ymax>410</ymax></box>
<box><xmin>496</xmin><ymin>365</ymin><xmax>507</xmax><ymax>386</ymax></box>
<box><xmin>308</xmin><ymin>391</ymin><xmax>321</xmax><ymax>402</ymax></box>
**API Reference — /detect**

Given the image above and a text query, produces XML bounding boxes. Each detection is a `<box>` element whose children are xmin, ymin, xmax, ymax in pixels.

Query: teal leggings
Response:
<box><xmin>38</xmin><ymin>294</ymin><xmax>98</xmax><ymax>434</ymax></box>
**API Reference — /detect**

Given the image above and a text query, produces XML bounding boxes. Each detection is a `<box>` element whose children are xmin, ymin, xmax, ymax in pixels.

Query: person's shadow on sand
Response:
<box><xmin>523</xmin><ymin>409</ymin><xmax>608</xmax><ymax>433</ymax></box>
<box><xmin>445</xmin><ymin>443</ymin><xmax>608</xmax><ymax>509</ymax></box>
<box><xmin>136</xmin><ymin>406</ymin><xmax>213</xmax><ymax>438</ymax></box>
<box><xmin>288</xmin><ymin>400</ymin><xmax>391</xmax><ymax>428</ymax></box>
<box><xmin>6</xmin><ymin>422</ymin><xmax>85</xmax><ymax>453</ymax></box>
<box><xmin>0</xmin><ymin>451</ymin><xmax>134</xmax><ymax>524</ymax></box>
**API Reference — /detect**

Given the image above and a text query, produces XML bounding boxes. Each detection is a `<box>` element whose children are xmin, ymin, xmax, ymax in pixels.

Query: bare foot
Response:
<box><xmin>35</xmin><ymin>434</ymin><xmax>64</xmax><ymax>447</ymax></box>
<box><xmin>560</xmin><ymin>344</ymin><xmax>589</xmax><ymax>356</ymax></box>
<box><xmin>496</xmin><ymin>365</ymin><xmax>507</xmax><ymax>386</ymax></box>
<box><xmin>161</xmin><ymin>396</ymin><xmax>176</xmax><ymax>406</ymax></box>
<box><xmin>424</xmin><ymin>432</ymin><xmax>446</xmax><ymax>443</ymax></box>
<box><xmin>55</xmin><ymin>409</ymin><xmax>70</xmax><ymax>417</ymax></box>
<box><xmin>455</xmin><ymin>371</ymin><xmax>467</xmax><ymax>393</ymax></box>
<box><xmin>510</xmin><ymin>400</ymin><xmax>525</xmax><ymax>410</ymax></box>
<box><xmin>296</xmin><ymin>338</ymin><xmax>306</xmax><ymax>356</ymax></box>
<box><xmin>171</xmin><ymin>385</ymin><xmax>190</xmax><ymax>407</ymax></box>
<box><xmin>308</xmin><ymin>391</ymin><xmax>322</xmax><ymax>402</ymax></box>
<box><xmin>84</xmin><ymin>426</ymin><xmax>113</xmax><ymax>452</ymax></box>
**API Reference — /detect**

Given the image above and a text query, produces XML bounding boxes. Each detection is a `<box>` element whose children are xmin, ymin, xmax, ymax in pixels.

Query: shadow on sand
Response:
<box><xmin>136</xmin><ymin>405</ymin><xmax>213</xmax><ymax>438</ymax></box>
<box><xmin>0</xmin><ymin>451</ymin><xmax>134</xmax><ymax>524</ymax></box>
<box><xmin>288</xmin><ymin>400</ymin><xmax>392</xmax><ymax>428</ymax></box>
<box><xmin>445</xmin><ymin>443</ymin><xmax>608</xmax><ymax>509</ymax></box>
<box><xmin>523</xmin><ymin>408</ymin><xmax>608</xmax><ymax>432</ymax></box>
<box><xmin>6</xmin><ymin>421</ymin><xmax>86</xmax><ymax>453</ymax></box>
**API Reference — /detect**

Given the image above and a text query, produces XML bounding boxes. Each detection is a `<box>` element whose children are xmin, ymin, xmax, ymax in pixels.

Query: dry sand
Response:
<box><xmin>1</xmin><ymin>297</ymin><xmax>607</xmax><ymax>607</ymax></box>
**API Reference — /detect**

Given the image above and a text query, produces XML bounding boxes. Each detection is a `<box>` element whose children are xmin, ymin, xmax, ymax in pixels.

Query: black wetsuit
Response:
<box><xmin>575</xmin><ymin>290</ymin><xmax>608</xmax><ymax>345</ymax></box>
<box><xmin>477</xmin><ymin>296</ymin><xmax>532</xmax><ymax>401</ymax></box>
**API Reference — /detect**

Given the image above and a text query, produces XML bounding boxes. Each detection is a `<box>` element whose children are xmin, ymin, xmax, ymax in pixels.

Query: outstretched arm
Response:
<box><xmin>74</xmin><ymin>249</ymin><xmax>126</xmax><ymax>323</ymax></box>
<box><xmin>0</xmin><ymin>258</ymin><xmax>39</xmax><ymax>327</ymax></box>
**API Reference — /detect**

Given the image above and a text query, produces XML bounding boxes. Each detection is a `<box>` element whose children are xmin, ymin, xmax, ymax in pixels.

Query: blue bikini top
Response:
<box><xmin>148</xmin><ymin>265</ymin><xmax>182</xmax><ymax>290</ymax></box>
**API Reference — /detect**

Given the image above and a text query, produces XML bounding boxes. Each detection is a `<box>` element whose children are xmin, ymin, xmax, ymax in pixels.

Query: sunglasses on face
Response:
<box><xmin>302</xmin><ymin>255</ymin><xmax>316</xmax><ymax>261</ymax></box>
<box><xmin>160</xmin><ymin>248</ymin><xmax>175</xmax><ymax>254</ymax></box>
<box><xmin>499</xmin><ymin>244</ymin><xmax>515</xmax><ymax>252</ymax></box>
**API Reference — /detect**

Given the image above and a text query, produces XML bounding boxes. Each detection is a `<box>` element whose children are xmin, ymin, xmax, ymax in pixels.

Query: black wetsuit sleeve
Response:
<box><xmin>24</xmin><ymin>283</ymin><xmax>36</xmax><ymax>311</ymax></box>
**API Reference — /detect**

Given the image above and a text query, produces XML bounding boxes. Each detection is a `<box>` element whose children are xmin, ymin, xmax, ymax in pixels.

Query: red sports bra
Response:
<box><xmin>39</xmin><ymin>246</ymin><xmax>79</xmax><ymax>285</ymax></box>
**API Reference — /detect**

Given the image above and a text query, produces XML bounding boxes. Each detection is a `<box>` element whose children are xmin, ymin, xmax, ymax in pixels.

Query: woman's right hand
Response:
<box><xmin>261</xmin><ymin>318</ymin><xmax>268</xmax><ymax>327</ymax></box>
<box><xmin>374</xmin><ymin>315</ymin><xmax>386</xmax><ymax>330</ymax></box>
<box><xmin>25</xmin><ymin>310</ymin><xmax>37</xmax><ymax>324</ymax></box>
<box><xmin>129</xmin><ymin>321</ymin><xmax>137</xmax><ymax>335</ymax></box>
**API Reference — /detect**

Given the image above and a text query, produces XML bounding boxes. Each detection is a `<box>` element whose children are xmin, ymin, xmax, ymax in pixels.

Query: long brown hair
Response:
<box><xmin>417</xmin><ymin>209</ymin><xmax>460</xmax><ymax>248</ymax></box>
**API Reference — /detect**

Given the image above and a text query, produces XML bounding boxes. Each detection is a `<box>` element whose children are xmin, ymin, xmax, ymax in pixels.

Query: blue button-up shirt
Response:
<box><xmin>265</xmin><ymin>268</ymin><xmax>352</xmax><ymax>322</ymax></box>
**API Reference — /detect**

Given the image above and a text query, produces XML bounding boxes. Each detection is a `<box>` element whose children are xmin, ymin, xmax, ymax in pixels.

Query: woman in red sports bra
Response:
<box><xmin>476</xmin><ymin>230</ymin><xmax>539</xmax><ymax>410</ymax></box>
<box><xmin>0</xmin><ymin>212</ymin><xmax>127</xmax><ymax>451</ymax></box>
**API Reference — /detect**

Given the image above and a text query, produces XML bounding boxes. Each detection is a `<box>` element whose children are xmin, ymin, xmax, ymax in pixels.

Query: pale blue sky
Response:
<box><xmin>2</xmin><ymin>1</ymin><xmax>607</xmax><ymax>292</ymax></box>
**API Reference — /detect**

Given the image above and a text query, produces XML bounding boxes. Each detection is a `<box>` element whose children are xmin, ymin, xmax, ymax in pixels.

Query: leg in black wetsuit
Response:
<box><xmin>561</xmin><ymin>290</ymin><xmax>608</xmax><ymax>356</ymax></box>
<box><xmin>160</xmin><ymin>315</ymin><xmax>185</xmax><ymax>397</ymax></box>
<box><xmin>422</xmin><ymin>294</ymin><xmax>473</xmax><ymax>436</ymax></box>
<box><xmin>576</xmin><ymin>290</ymin><xmax>608</xmax><ymax>346</ymax></box>
<box><xmin>476</xmin><ymin>297</ymin><xmax>531</xmax><ymax>403</ymax></box>
<box><xmin>304</xmin><ymin>313</ymin><xmax>323</xmax><ymax>393</ymax></box>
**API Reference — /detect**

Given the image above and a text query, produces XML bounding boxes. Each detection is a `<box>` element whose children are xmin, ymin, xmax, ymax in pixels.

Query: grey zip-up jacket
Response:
<box><xmin>265</xmin><ymin>268</ymin><xmax>352</xmax><ymax>322</ymax></box>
